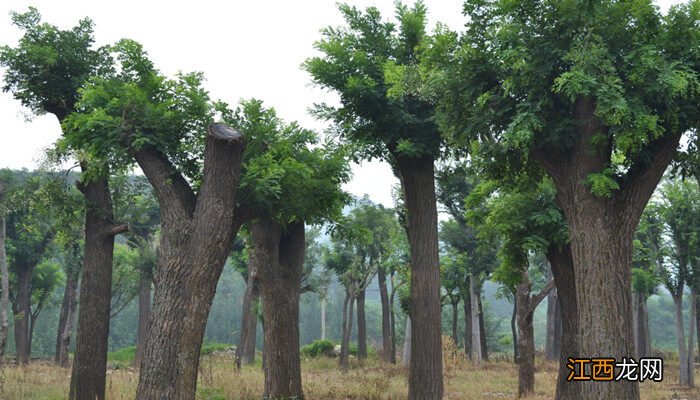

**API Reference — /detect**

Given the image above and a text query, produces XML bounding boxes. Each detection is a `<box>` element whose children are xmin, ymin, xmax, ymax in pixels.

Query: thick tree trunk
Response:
<box><xmin>339</xmin><ymin>288</ymin><xmax>355</xmax><ymax>372</ymax></box>
<box><xmin>674</xmin><ymin>294</ymin><xmax>691</xmax><ymax>386</ymax></box>
<box><xmin>516</xmin><ymin>277</ymin><xmax>535</xmax><ymax>398</ymax></box>
<box><xmin>236</xmin><ymin>253</ymin><xmax>259</xmax><ymax>369</ymax></box>
<box><xmin>13</xmin><ymin>264</ymin><xmax>34</xmax><ymax>365</ymax></box>
<box><xmin>55</xmin><ymin>261</ymin><xmax>79</xmax><ymax>367</ymax></box>
<box><xmin>0</xmin><ymin>215</ymin><xmax>8</xmax><ymax>359</ymax></box>
<box><xmin>402</xmin><ymin>317</ymin><xmax>411</xmax><ymax>367</ymax></box>
<box><xmin>378</xmin><ymin>267</ymin><xmax>392</xmax><ymax>363</ymax></box>
<box><xmin>134</xmin><ymin>271</ymin><xmax>151</xmax><ymax>369</ymax></box>
<box><xmin>479</xmin><ymin>295</ymin><xmax>488</xmax><ymax>361</ymax></box>
<box><xmin>470</xmin><ymin>272</ymin><xmax>482</xmax><ymax>365</ymax></box>
<box><xmin>463</xmin><ymin>292</ymin><xmax>472</xmax><ymax>359</ymax></box>
<box><xmin>357</xmin><ymin>288</ymin><xmax>367</xmax><ymax>359</ymax></box>
<box><xmin>70</xmin><ymin>177</ymin><xmax>124</xmax><ymax>400</ymax></box>
<box><xmin>396</xmin><ymin>157</ymin><xmax>443</xmax><ymax>399</ymax></box>
<box><xmin>135</xmin><ymin>124</ymin><xmax>246</xmax><ymax>400</ymax></box>
<box><xmin>253</xmin><ymin>220</ymin><xmax>305</xmax><ymax>400</ymax></box>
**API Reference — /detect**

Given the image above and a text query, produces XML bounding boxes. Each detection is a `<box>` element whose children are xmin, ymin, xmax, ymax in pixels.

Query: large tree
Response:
<box><xmin>305</xmin><ymin>3</ymin><xmax>446</xmax><ymax>396</ymax></box>
<box><xmin>429</xmin><ymin>1</ymin><xmax>700</xmax><ymax>398</ymax></box>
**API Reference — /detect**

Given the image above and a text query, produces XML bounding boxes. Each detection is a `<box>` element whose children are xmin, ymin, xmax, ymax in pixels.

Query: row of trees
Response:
<box><xmin>1</xmin><ymin>1</ymin><xmax>700</xmax><ymax>400</ymax></box>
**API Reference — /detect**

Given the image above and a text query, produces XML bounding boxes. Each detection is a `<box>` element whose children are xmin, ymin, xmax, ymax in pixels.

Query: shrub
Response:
<box><xmin>301</xmin><ymin>339</ymin><xmax>336</xmax><ymax>357</ymax></box>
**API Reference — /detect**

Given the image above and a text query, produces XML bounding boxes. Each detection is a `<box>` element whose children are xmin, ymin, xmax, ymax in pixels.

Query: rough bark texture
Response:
<box><xmin>396</xmin><ymin>157</ymin><xmax>443</xmax><ymax>399</ymax></box>
<box><xmin>463</xmin><ymin>292</ymin><xmax>472</xmax><ymax>359</ymax></box>
<box><xmin>632</xmin><ymin>291</ymin><xmax>651</xmax><ymax>359</ymax></box>
<box><xmin>70</xmin><ymin>177</ymin><xmax>121</xmax><ymax>400</ymax></box>
<box><xmin>357</xmin><ymin>288</ymin><xmax>367</xmax><ymax>359</ymax></box>
<box><xmin>378</xmin><ymin>267</ymin><xmax>393</xmax><ymax>363</ymax></box>
<box><xmin>470</xmin><ymin>273</ymin><xmax>482</xmax><ymax>365</ymax></box>
<box><xmin>134</xmin><ymin>271</ymin><xmax>151</xmax><ymax>369</ymax></box>
<box><xmin>236</xmin><ymin>253</ymin><xmax>259</xmax><ymax>369</ymax></box>
<box><xmin>402</xmin><ymin>317</ymin><xmax>411</xmax><ymax>367</ymax></box>
<box><xmin>533</xmin><ymin>96</ymin><xmax>680</xmax><ymax>399</ymax></box>
<box><xmin>545</xmin><ymin>271</ymin><xmax>562</xmax><ymax>361</ymax></box>
<box><xmin>253</xmin><ymin>219</ymin><xmax>305</xmax><ymax>399</ymax></box>
<box><xmin>55</xmin><ymin>264</ymin><xmax>79</xmax><ymax>367</ymax></box>
<box><xmin>135</xmin><ymin>124</ymin><xmax>246</xmax><ymax>400</ymax></box>
<box><xmin>0</xmin><ymin>214</ymin><xmax>8</xmax><ymax>359</ymax></box>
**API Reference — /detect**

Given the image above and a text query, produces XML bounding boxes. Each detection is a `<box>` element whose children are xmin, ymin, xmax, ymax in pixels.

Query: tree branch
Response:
<box><xmin>529</xmin><ymin>279</ymin><xmax>555</xmax><ymax>313</ymax></box>
<box><xmin>110</xmin><ymin>222</ymin><xmax>129</xmax><ymax>236</ymax></box>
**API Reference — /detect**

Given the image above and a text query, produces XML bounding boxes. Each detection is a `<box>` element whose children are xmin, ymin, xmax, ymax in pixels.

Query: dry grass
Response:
<box><xmin>1</xmin><ymin>352</ymin><xmax>700</xmax><ymax>400</ymax></box>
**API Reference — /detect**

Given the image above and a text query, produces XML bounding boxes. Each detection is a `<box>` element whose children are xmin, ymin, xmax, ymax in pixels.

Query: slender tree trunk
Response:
<box><xmin>13</xmin><ymin>264</ymin><xmax>34</xmax><ymax>365</ymax></box>
<box><xmin>253</xmin><ymin>220</ymin><xmax>305</xmax><ymax>399</ymax></box>
<box><xmin>516</xmin><ymin>276</ymin><xmax>535</xmax><ymax>398</ymax></box>
<box><xmin>135</xmin><ymin>124</ymin><xmax>246</xmax><ymax>400</ymax></box>
<box><xmin>134</xmin><ymin>271</ymin><xmax>151</xmax><ymax>369</ymax></box>
<box><xmin>0</xmin><ymin>215</ymin><xmax>9</xmax><ymax>359</ymax></box>
<box><xmin>357</xmin><ymin>288</ymin><xmax>367</xmax><ymax>359</ymax></box>
<box><xmin>378</xmin><ymin>267</ymin><xmax>392</xmax><ymax>363</ymax></box>
<box><xmin>511</xmin><ymin>296</ymin><xmax>518</xmax><ymax>363</ymax></box>
<box><xmin>321</xmin><ymin>297</ymin><xmax>326</xmax><ymax>340</ymax></box>
<box><xmin>479</xmin><ymin>295</ymin><xmax>488</xmax><ymax>361</ymax></box>
<box><xmin>688</xmin><ymin>288</ymin><xmax>696</xmax><ymax>388</ymax></box>
<box><xmin>70</xmin><ymin>177</ymin><xmax>125</xmax><ymax>400</ymax></box>
<box><xmin>451</xmin><ymin>300</ymin><xmax>459</xmax><ymax>347</ymax></box>
<box><xmin>633</xmin><ymin>291</ymin><xmax>651</xmax><ymax>359</ymax></box>
<box><xmin>674</xmin><ymin>293</ymin><xmax>691</xmax><ymax>386</ymax></box>
<box><xmin>56</xmin><ymin>264</ymin><xmax>79</xmax><ymax>367</ymax></box>
<box><xmin>545</xmin><ymin>284</ymin><xmax>561</xmax><ymax>361</ymax></box>
<box><xmin>389</xmin><ymin>276</ymin><xmax>398</xmax><ymax>364</ymax></box>
<box><xmin>470</xmin><ymin>272</ymin><xmax>482</xmax><ymax>365</ymax></box>
<box><xmin>396</xmin><ymin>156</ymin><xmax>443</xmax><ymax>399</ymax></box>
<box><xmin>340</xmin><ymin>288</ymin><xmax>355</xmax><ymax>372</ymax></box>
<box><xmin>463</xmin><ymin>291</ymin><xmax>472</xmax><ymax>359</ymax></box>
<box><xmin>696</xmin><ymin>296</ymin><xmax>700</xmax><ymax>362</ymax></box>
<box><xmin>236</xmin><ymin>253</ymin><xmax>259</xmax><ymax>369</ymax></box>
<box><xmin>402</xmin><ymin>317</ymin><xmax>411</xmax><ymax>367</ymax></box>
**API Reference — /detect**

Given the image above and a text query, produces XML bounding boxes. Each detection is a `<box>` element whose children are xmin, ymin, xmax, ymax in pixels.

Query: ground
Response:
<box><xmin>1</xmin><ymin>349</ymin><xmax>699</xmax><ymax>399</ymax></box>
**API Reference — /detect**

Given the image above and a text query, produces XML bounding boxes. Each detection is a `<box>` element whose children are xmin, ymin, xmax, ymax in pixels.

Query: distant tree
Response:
<box><xmin>0</xmin><ymin>174</ymin><xmax>10</xmax><ymax>359</ymax></box>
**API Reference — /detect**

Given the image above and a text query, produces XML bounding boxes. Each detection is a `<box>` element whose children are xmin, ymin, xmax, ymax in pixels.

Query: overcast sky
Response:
<box><xmin>0</xmin><ymin>0</ymin><xmax>683</xmax><ymax>207</ymax></box>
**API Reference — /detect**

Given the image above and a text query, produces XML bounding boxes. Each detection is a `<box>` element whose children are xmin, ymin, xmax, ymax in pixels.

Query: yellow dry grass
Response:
<box><xmin>1</xmin><ymin>351</ymin><xmax>699</xmax><ymax>400</ymax></box>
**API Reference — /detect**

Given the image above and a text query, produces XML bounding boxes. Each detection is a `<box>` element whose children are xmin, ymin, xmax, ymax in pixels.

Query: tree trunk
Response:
<box><xmin>0</xmin><ymin>215</ymin><xmax>8</xmax><ymax>360</ymax></box>
<box><xmin>546</xmin><ymin>244</ymin><xmax>580</xmax><ymax>400</ymax></box>
<box><xmin>451</xmin><ymin>300</ymin><xmax>459</xmax><ymax>347</ymax></box>
<box><xmin>470</xmin><ymin>272</ymin><xmax>482</xmax><ymax>365</ymax></box>
<box><xmin>389</xmin><ymin>274</ymin><xmax>398</xmax><ymax>364</ymax></box>
<box><xmin>511</xmin><ymin>295</ymin><xmax>518</xmax><ymax>363</ymax></box>
<box><xmin>135</xmin><ymin>124</ymin><xmax>246</xmax><ymax>400</ymax></box>
<box><xmin>55</xmin><ymin>260</ymin><xmax>79</xmax><ymax>367</ymax></box>
<box><xmin>463</xmin><ymin>291</ymin><xmax>472</xmax><ymax>359</ymax></box>
<box><xmin>378</xmin><ymin>267</ymin><xmax>392</xmax><ymax>363</ymax></box>
<box><xmin>236</xmin><ymin>253</ymin><xmax>259</xmax><ymax>369</ymax></box>
<box><xmin>633</xmin><ymin>291</ymin><xmax>651</xmax><ymax>359</ymax></box>
<box><xmin>402</xmin><ymin>316</ymin><xmax>411</xmax><ymax>367</ymax></box>
<box><xmin>545</xmin><ymin>286</ymin><xmax>561</xmax><ymax>361</ymax></box>
<box><xmin>479</xmin><ymin>295</ymin><xmax>488</xmax><ymax>361</ymax></box>
<box><xmin>357</xmin><ymin>288</ymin><xmax>367</xmax><ymax>359</ymax></box>
<box><xmin>687</xmin><ymin>288</ymin><xmax>696</xmax><ymax>388</ymax></box>
<box><xmin>13</xmin><ymin>264</ymin><xmax>34</xmax><ymax>365</ymax></box>
<box><xmin>396</xmin><ymin>156</ymin><xmax>443</xmax><ymax>399</ymax></box>
<box><xmin>321</xmin><ymin>297</ymin><xmax>326</xmax><ymax>340</ymax></box>
<box><xmin>339</xmin><ymin>288</ymin><xmax>355</xmax><ymax>372</ymax></box>
<box><xmin>696</xmin><ymin>296</ymin><xmax>700</xmax><ymax>362</ymax></box>
<box><xmin>134</xmin><ymin>271</ymin><xmax>151</xmax><ymax>369</ymax></box>
<box><xmin>70</xmin><ymin>177</ymin><xmax>124</xmax><ymax>400</ymax></box>
<box><xmin>516</xmin><ymin>276</ymin><xmax>535</xmax><ymax>398</ymax></box>
<box><xmin>253</xmin><ymin>219</ymin><xmax>305</xmax><ymax>400</ymax></box>
<box><xmin>674</xmin><ymin>293</ymin><xmax>691</xmax><ymax>386</ymax></box>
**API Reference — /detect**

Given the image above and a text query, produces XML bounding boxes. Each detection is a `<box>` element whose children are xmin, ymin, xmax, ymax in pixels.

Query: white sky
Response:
<box><xmin>0</xmin><ymin>0</ymin><xmax>683</xmax><ymax>207</ymax></box>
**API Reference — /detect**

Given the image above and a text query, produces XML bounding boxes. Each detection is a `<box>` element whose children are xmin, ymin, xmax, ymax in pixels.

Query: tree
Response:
<box><xmin>305</xmin><ymin>3</ymin><xmax>446</xmax><ymax>396</ymax></box>
<box><xmin>225</xmin><ymin>99</ymin><xmax>349</xmax><ymax>399</ymax></box>
<box><xmin>430</xmin><ymin>1</ymin><xmax>700</xmax><ymax>398</ymax></box>
<box><xmin>0</xmin><ymin>175</ymin><xmax>9</xmax><ymax>359</ymax></box>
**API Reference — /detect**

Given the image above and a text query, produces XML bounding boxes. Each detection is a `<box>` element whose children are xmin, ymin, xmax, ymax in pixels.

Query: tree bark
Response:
<box><xmin>357</xmin><ymin>288</ymin><xmax>367</xmax><ymax>359</ymax></box>
<box><xmin>470</xmin><ymin>272</ymin><xmax>482</xmax><ymax>365</ymax></box>
<box><xmin>545</xmin><ymin>265</ymin><xmax>562</xmax><ymax>361</ymax></box>
<box><xmin>688</xmin><ymin>288</ymin><xmax>696</xmax><ymax>388</ymax></box>
<box><xmin>511</xmin><ymin>295</ymin><xmax>518</xmax><ymax>363</ymax></box>
<box><xmin>339</xmin><ymin>287</ymin><xmax>355</xmax><ymax>372</ymax></box>
<box><xmin>135</xmin><ymin>124</ymin><xmax>246</xmax><ymax>400</ymax></box>
<box><xmin>479</xmin><ymin>295</ymin><xmax>488</xmax><ymax>361</ymax></box>
<box><xmin>236</xmin><ymin>253</ymin><xmax>259</xmax><ymax>369</ymax></box>
<box><xmin>463</xmin><ymin>291</ymin><xmax>472</xmax><ymax>359</ymax></box>
<box><xmin>70</xmin><ymin>176</ymin><xmax>123</xmax><ymax>400</ymax></box>
<box><xmin>253</xmin><ymin>219</ymin><xmax>305</xmax><ymax>400</ymax></box>
<box><xmin>0</xmin><ymin>215</ymin><xmax>8</xmax><ymax>359</ymax></box>
<box><xmin>389</xmin><ymin>273</ymin><xmax>398</xmax><ymax>364</ymax></box>
<box><xmin>134</xmin><ymin>271</ymin><xmax>151</xmax><ymax>369</ymax></box>
<box><xmin>402</xmin><ymin>317</ymin><xmax>411</xmax><ymax>367</ymax></box>
<box><xmin>633</xmin><ymin>291</ymin><xmax>651</xmax><ymax>359</ymax></box>
<box><xmin>396</xmin><ymin>156</ymin><xmax>443</xmax><ymax>399</ymax></box>
<box><xmin>56</xmin><ymin>253</ymin><xmax>79</xmax><ymax>367</ymax></box>
<box><xmin>451</xmin><ymin>300</ymin><xmax>459</xmax><ymax>347</ymax></box>
<box><xmin>674</xmin><ymin>293</ymin><xmax>691</xmax><ymax>386</ymax></box>
<box><xmin>378</xmin><ymin>267</ymin><xmax>392</xmax><ymax>363</ymax></box>
<box><xmin>13</xmin><ymin>263</ymin><xmax>34</xmax><ymax>365</ymax></box>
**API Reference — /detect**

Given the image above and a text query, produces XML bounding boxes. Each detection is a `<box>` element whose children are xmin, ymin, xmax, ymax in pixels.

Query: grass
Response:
<box><xmin>1</xmin><ymin>349</ymin><xmax>700</xmax><ymax>399</ymax></box>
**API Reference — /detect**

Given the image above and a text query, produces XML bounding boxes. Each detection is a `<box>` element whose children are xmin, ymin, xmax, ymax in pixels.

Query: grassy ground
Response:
<box><xmin>1</xmin><ymin>350</ymin><xmax>699</xmax><ymax>399</ymax></box>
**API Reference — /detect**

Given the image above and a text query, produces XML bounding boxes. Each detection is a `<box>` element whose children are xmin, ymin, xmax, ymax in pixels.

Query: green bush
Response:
<box><xmin>301</xmin><ymin>339</ymin><xmax>336</xmax><ymax>357</ymax></box>
<box><xmin>201</xmin><ymin>342</ymin><xmax>233</xmax><ymax>355</ymax></box>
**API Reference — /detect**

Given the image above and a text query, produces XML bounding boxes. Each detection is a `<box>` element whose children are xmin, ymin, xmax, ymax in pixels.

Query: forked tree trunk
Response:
<box><xmin>339</xmin><ymin>288</ymin><xmax>355</xmax><ymax>372</ymax></box>
<box><xmin>56</xmin><ymin>253</ymin><xmax>79</xmax><ymax>367</ymax></box>
<box><xmin>236</xmin><ymin>253</ymin><xmax>259</xmax><ymax>369</ymax></box>
<box><xmin>70</xmin><ymin>176</ymin><xmax>127</xmax><ymax>400</ymax></box>
<box><xmin>135</xmin><ymin>124</ymin><xmax>246</xmax><ymax>400</ymax></box>
<box><xmin>13</xmin><ymin>263</ymin><xmax>34</xmax><ymax>365</ymax></box>
<box><xmin>402</xmin><ymin>317</ymin><xmax>411</xmax><ymax>367</ymax></box>
<box><xmin>533</xmin><ymin>96</ymin><xmax>680</xmax><ymax>400</ymax></box>
<box><xmin>470</xmin><ymin>272</ymin><xmax>482</xmax><ymax>365</ymax></box>
<box><xmin>357</xmin><ymin>288</ymin><xmax>367</xmax><ymax>359</ymax></box>
<box><xmin>479</xmin><ymin>295</ymin><xmax>488</xmax><ymax>361</ymax></box>
<box><xmin>463</xmin><ymin>291</ymin><xmax>472</xmax><ymax>359</ymax></box>
<box><xmin>253</xmin><ymin>219</ymin><xmax>305</xmax><ymax>400</ymax></box>
<box><xmin>396</xmin><ymin>156</ymin><xmax>443</xmax><ymax>399</ymax></box>
<box><xmin>134</xmin><ymin>271</ymin><xmax>151</xmax><ymax>369</ymax></box>
<box><xmin>0</xmin><ymin>214</ymin><xmax>8</xmax><ymax>359</ymax></box>
<box><xmin>378</xmin><ymin>267</ymin><xmax>393</xmax><ymax>362</ymax></box>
